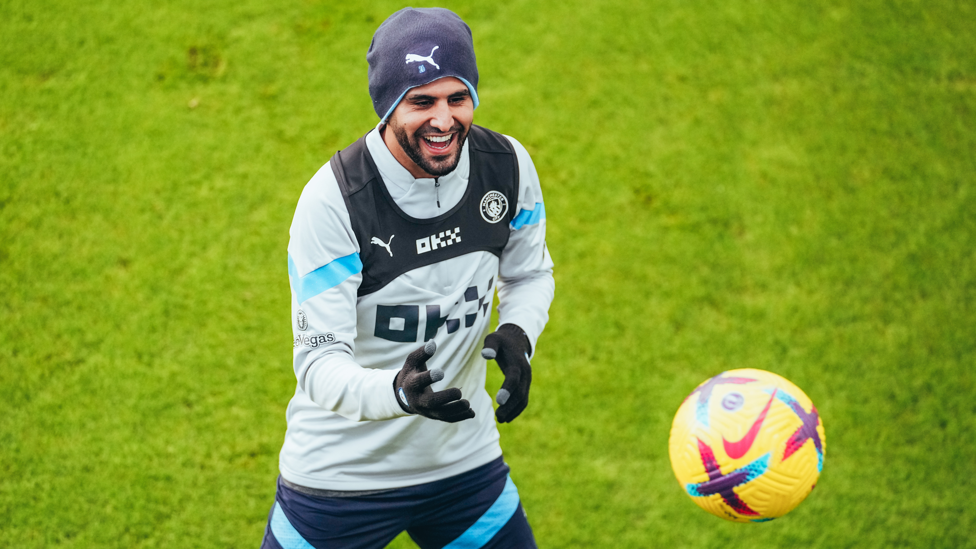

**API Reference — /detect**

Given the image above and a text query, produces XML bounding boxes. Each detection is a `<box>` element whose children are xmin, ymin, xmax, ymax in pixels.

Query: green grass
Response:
<box><xmin>2</xmin><ymin>0</ymin><xmax>974</xmax><ymax>547</ymax></box>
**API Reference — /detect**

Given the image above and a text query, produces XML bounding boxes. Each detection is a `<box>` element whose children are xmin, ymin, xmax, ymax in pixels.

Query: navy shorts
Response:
<box><xmin>261</xmin><ymin>457</ymin><xmax>536</xmax><ymax>549</ymax></box>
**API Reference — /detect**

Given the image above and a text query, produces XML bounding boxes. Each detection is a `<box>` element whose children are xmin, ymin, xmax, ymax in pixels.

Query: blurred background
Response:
<box><xmin>1</xmin><ymin>1</ymin><xmax>973</xmax><ymax>547</ymax></box>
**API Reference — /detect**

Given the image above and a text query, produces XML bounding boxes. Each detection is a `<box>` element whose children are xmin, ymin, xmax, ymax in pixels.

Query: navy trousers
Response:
<box><xmin>261</xmin><ymin>457</ymin><xmax>536</xmax><ymax>549</ymax></box>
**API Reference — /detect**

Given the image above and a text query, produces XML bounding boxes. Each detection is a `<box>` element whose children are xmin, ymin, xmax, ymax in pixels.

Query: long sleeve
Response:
<box><xmin>287</xmin><ymin>162</ymin><xmax>407</xmax><ymax>421</ymax></box>
<box><xmin>496</xmin><ymin>136</ymin><xmax>555</xmax><ymax>355</ymax></box>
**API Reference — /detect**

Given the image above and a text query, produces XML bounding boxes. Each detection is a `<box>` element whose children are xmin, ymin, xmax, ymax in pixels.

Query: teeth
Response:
<box><xmin>425</xmin><ymin>135</ymin><xmax>451</xmax><ymax>143</ymax></box>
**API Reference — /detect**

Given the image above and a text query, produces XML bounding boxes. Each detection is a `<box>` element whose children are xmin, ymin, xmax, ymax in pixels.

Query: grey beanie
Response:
<box><xmin>367</xmin><ymin>7</ymin><xmax>480</xmax><ymax>122</ymax></box>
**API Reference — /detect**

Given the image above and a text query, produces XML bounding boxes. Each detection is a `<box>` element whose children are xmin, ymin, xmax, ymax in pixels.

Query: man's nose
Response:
<box><xmin>429</xmin><ymin>100</ymin><xmax>454</xmax><ymax>132</ymax></box>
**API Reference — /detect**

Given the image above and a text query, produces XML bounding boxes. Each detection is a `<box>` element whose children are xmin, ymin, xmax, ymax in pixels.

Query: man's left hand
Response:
<box><xmin>481</xmin><ymin>323</ymin><xmax>532</xmax><ymax>423</ymax></box>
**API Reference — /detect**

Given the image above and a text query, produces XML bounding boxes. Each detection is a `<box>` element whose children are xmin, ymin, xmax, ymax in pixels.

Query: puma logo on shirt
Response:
<box><xmin>371</xmin><ymin>235</ymin><xmax>395</xmax><ymax>257</ymax></box>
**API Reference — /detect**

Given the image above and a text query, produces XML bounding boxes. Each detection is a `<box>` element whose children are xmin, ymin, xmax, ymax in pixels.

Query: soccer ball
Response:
<box><xmin>668</xmin><ymin>369</ymin><xmax>825</xmax><ymax>522</ymax></box>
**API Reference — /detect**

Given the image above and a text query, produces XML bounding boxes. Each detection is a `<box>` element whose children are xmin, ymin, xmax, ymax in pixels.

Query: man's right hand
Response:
<box><xmin>393</xmin><ymin>340</ymin><xmax>475</xmax><ymax>423</ymax></box>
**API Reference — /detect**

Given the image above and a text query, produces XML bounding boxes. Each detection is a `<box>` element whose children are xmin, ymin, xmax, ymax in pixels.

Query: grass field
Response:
<box><xmin>2</xmin><ymin>0</ymin><xmax>974</xmax><ymax>547</ymax></box>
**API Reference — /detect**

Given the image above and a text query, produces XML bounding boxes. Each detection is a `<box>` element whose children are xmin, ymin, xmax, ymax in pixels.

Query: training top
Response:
<box><xmin>279</xmin><ymin>124</ymin><xmax>554</xmax><ymax>491</ymax></box>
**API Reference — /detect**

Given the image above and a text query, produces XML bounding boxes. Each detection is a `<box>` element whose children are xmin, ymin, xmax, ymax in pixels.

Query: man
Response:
<box><xmin>262</xmin><ymin>7</ymin><xmax>554</xmax><ymax>549</ymax></box>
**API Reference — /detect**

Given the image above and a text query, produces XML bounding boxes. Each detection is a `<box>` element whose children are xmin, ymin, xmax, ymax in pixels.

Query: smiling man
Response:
<box><xmin>261</xmin><ymin>7</ymin><xmax>554</xmax><ymax>549</ymax></box>
<box><xmin>385</xmin><ymin>78</ymin><xmax>473</xmax><ymax>179</ymax></box>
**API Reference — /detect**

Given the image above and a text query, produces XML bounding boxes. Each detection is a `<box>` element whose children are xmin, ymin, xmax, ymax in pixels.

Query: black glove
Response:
<box><xmin>481</xmin><ymin>323</ymin><xmax>532</xmax><ymax>423</ymax></box>
<box><xmin>394</xmin><ymin>340</ymin><xmax>475</xmax><ymax>423</ymax></box>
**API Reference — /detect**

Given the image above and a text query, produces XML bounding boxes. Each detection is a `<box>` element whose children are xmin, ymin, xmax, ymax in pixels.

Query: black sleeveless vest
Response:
<box><xmin>330</xmin><ymin>125</ymin><xmax>520</xmax><ymax>297</ymax></box>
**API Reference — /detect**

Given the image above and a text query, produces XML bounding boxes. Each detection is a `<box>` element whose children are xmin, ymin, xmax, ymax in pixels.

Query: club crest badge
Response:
<box><xmin>480</xmin><ymin>191</ymin><xmax>508</xmax><ymax>224</ymax></box>
<box><xmin>296</xmin><ymin>309</ymin><xmax>308</xmax><ymax>331</ymax></box>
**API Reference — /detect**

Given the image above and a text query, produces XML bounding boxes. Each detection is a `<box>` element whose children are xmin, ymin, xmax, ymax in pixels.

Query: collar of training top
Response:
<box><xmin>365</xmin><ymin>125</ymin><xmax>471</xmax><ymax>193</ymax></box>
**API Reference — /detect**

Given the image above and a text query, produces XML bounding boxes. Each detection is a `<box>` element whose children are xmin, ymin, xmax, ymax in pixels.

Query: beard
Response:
<box><xmin>390</xmin><ymin>121</ymin><xmax>469</xmax><ymax>177</ymax></box>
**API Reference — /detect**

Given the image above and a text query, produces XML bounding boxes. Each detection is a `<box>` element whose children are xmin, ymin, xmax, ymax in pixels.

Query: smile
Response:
<box><xmin>422</xmin><ymin>134</ymin><xmax>454</xmax><ymax>152</ymax></box>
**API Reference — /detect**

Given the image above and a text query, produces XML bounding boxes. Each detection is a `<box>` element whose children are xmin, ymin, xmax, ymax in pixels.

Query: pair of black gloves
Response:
<box><xmin>393</xmin><ymin>324</ymin><xmax>531</xmax><ymax>423</ymax></box>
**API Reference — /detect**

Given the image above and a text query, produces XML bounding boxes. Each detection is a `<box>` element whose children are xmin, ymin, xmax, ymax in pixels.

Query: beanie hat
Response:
<box><xmin>367</xmin><ymin>7</ymin><xmax>480</xmax><ymax>123</ymax></box>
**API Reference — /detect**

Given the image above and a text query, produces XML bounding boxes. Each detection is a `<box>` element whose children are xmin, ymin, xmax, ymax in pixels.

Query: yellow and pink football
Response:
<box><xmin>668</xmin><ymin>369</ymin><xmax>826</xmax><ymax>522</ymax></box>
